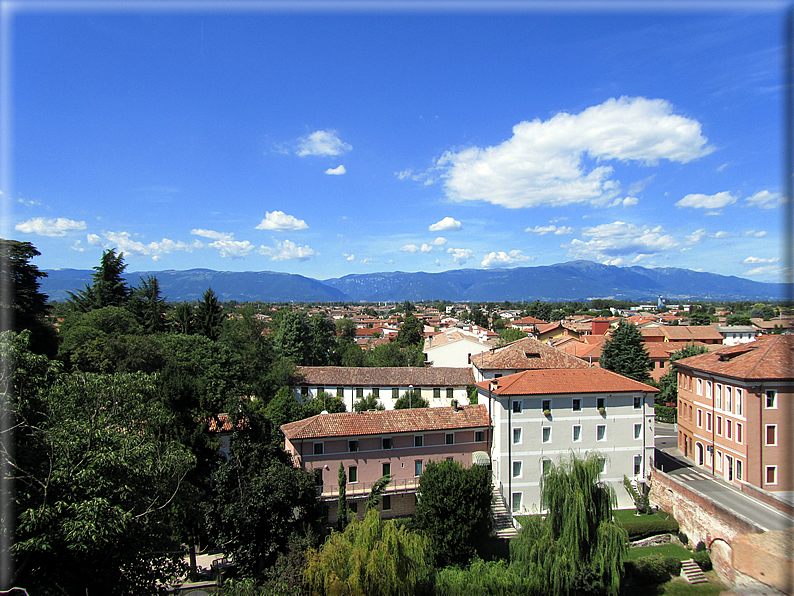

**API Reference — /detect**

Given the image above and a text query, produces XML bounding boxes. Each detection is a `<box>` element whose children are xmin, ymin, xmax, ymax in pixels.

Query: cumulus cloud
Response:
<box><xmin>325</xmin><ymin>165</ymin><xmax>346</xmax><ymax>175</ymax></box>
<box><xmin>434</xmin><ymin>96</ymin><xmax>712</xmax><ymax>209</ymax></box>
<box><xmin>743</xmin><ymin>256</ymin><xmax>779</xmax><ymax>264</ymax></box>
<box><xmin>447</xmin><ymin>248</ymin><xmax>473</xmax><ymax>264</ymax></box>
<box><xmin>94</xmin><ymin>231</ymin><xmax>196</xmax><ymax>260</ymax></box>
<box><xmin>686</xmin><ymin>229</ymin><xmax>708</xmax><ymax>245</ymax></box>
<box><xmin>743</xmin><ymin>230</ymin><xmax>767</xmax><ymax>238</ymax></box>
<box><xmin>15</xmin><ymin>217</ymin><xmax>86</xmax><ymax>236</ymax></box>
<box><xmin>675</xmin><ymin>191</ymin><xmax>737</xmax><ymax>210</ymax></box>
<box><xmin>745</xmin><ymin>190</ymin><xmax>783</xmax><ymax>209</ymax></box>
<box><xmin>431</xmin><ymin>237</ymin><xmax>447</xmax><ymax>246</ymax></box>
<box><xmin>256</xmin><ymin>211</ymin><xmax>308</xmax><ymax>231</ymax></box>
<box><xmin>344</xmin><ymin>253</ymin><xmax>355</xmax><ymax>261</ymax></box>
<box><xmin>429</xmin><ymin>217</ymin><xmax>461</xmax><ymax>232</ymax></box>
<box><xmin>481</xmin><ymin>250</ymin><xmax>533</xmax><ymax>268</ymax></box>
<box><xmin>525</xmin><ymin>225</ymin><xmax>573</xmax><ymax>235</ymax></box>
<box><xmin>565</xmin><ymin>221</ymin><xmax>678</xmax><ymax>261</ymax></box>
<box><xmin>259</xmin><ymin>239</ymin><xmax>315</xmax><ymax>261</ymax></box>
<box><xmin>87</xmin><ymin>233</ymin><xmax>101</xmax><ymax>245</ymax></box>
<box><xmin>421</xmin><ymin>244</ymin><xmax>433</xmax><ymax>253</ymax></box>
<box><xmin>715</xmin><ymin>231</ymin><xmax>730</xmax><ymax>239</ymax></box>
<box><xmin>608</xmin><ymin>196</ymin><xmax>638</xmax><ymax>208</ymax></box>
<box><xmin>297</xmin><ymin>130</ymin><xmax>351</xmax><ymax>157</ymax></box>
<box><xmin>191</xmin><ymin>229</ymin><xmax>234</xmax><ymax>241</ymax></box>
<box><xmin>400</xmin><ymin>244</ymin><xmax>420</xmax><ymax>253</ymax></box>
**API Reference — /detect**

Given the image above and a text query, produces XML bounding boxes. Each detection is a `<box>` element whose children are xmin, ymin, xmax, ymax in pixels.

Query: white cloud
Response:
<box><xmin>565</xmin><ymin>221</ymin><xmax>678</xmax><ymax>261</ymax></box>
<box><xmin>745</xmin><ymin>190</ymin><xmax>783</xmax><ymax>209</ymax></box>
<box><xmin>344</xmin><ymin>253</ymin><xmax>355</xmax><ymax>261</ymax></box>
<box><xmin>686</xmin><ymin>228</ymin><xmax>708</xmax><ymax>245</ymax></box>
<box><xmin>208</xmin><ymin>239</ymin><xmax>255</xmax><ymax>259</ymax></box>
<box><xmin>325</xmin><ymin>165</ymin><xmax>346</xmax><ymax>175</ymax></box>
<box><xmin>744</xmin><ymin>265</ymin><xmax>784</xmax><ymax>277</ymax></box>
<box><xmin>608</xmin><ymin>196</ymin><xmax>638</xmax><ymax>208</ymax></box>
<box><xmin>429</xmin><ymin>216</ymin><xmax>461</xmax><ymax>232</ymax></box>
<box><xmin>675</xmin><ymin>191</ymin><xmax>737</xmax><ymax>209</ymax></box>
<box><xmin>435</xmin><ymin>96</ymin><xmax>713</xmax><ymax>209</ymax></box>
<box><xmin>16</xmin><ymin>197</ymin><xmax>41</xmax><ymax>207</ymax></box>
<box><xmin>481</xmin><ymin>250</ymin><xmax>533</xmax><ymax>268</ymax></box>
<box><xmin>15</xmin><ymin>217</ymin><xmax>86</xmax><ymax>236</ymax></box>
<box><xmin>297</xmin><ymin>130</ymin><xmax>351</xmax><ymax>157</ymax></box>
<box><xmin>421</xmin><ymin>244</ymin><xmax>433</xmax><ymax>253</ymax></box>
<box><xmin>431</xmin><ymin>237</ymin><xmax>447</xmax><ymax>246</ymax></box>
<box><xmin>360</xmin><ymin>257</ymin><xmax>373</xmax><ymax>264</ymax></box>
<box><xmin>87</xmin><ymin>233</ymin><xmax>101</xmax><ymax>245</ymax></box>
<box><xmin>447</xmin><ymin>248</ymin><xmax>473</xmax><ymax>264</ymax></box>
<box><xmin>743</xmin><ymin>256</ymin><xmax>779</xmax><ymax>264</ymax></box>
<box><xmin>191</xmin><ymin>228</ymin><xmax>234</xmax><ymax>241</ymax></box>
<box><xmin>256</xmin><ymin>211</ymin><xmax>308</xmax><ymax>231</ymax></box>
<box><xmin>743</xmin><ymin>229</ymin><xmax>767</xmax><ymax>238</ymax></box>
<box><xmin>95</xmin><ymin>231</ymin><xmax>195</xmax><ymax>260</ymax></box>
<box><xmin>715</xmin><ymin>231</ymin><xmax>730</xmax><ymax>239</ymax></box>
<box><xmin>70</xmin><ymin>241</ymin><xmax>85</xmax><ymax>252</ymax></box>
<box><xmin>400</xmin><ymin>244</ymin><xmax>420</xmax><ymax>253</ymax></box>
<box><xmin>525</xmin><ymin>225</ymin><xmax>573</xmax><ymax>235</ymax></box>
<box><xmin>259</xmin><ymin>239</ymin><xmax>315</xmax><ymax>261</ymax></box>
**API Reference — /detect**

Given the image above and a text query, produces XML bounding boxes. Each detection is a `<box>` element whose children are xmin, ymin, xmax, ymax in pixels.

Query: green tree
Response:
<box><xmin>749</xmin><ymin>303</ymin><xmax>777</xmax><ymax>320</ymax></box>
<box><xmin>173</xmin><ymin>301</ymin><xmax>195</xmax><ymax>334</ymax></box>
<box><xmin>303</xmin><ymin>391</ymin><xmax>346</xmax><ymax>416</ymax></box>
<box><xmin>687</xmin><ymin>305</ymin><xmax>712</xmax><ymax>326</ymax></box>
<box><xmin>396</xmin><ymin>313</ymin><xmax>424</xmax><ymax>347</ymax></box>
<box><xmin>365</xmin><ymin>474</ymin><xmax>393</xmax><ymax>511</ymax></box>
<box><xmin>303</xmin><ymin>508</ymin><xmax>434</xmax><ymax>596</ymax></box>
<box><xmin>0</xmin><ymin>239</ymin><xmax>57</xmax><ymax>355</ymax></box>
<box><xmin>655</xmin><ymin>344</ymin><xmax>710</xmax><ymax>416</ymax></box>
<box><xmin>726</xmin><ymin>314</ymin><xmax>752</xmax><ymax>326</ymax></box>
<box><xmin>308</xmin><ymin>313</ymin><xmax>337</xmax><ymax>365</ymax></box>
<box><xmin>275</xmin><ymin>310</ymin><xmax>311</xmax><ymax>364</ymax></box>
<box><xmin>393</xmin><ymin>389</ymin><xmax>429</xmax><ymax>409</ymax></box>
<box><xmin>265</xmin><ymin>386</ymin><xmax>307</xmax><ymax>431</ymax></box>
<box><xmin>68</xmin><ymin>248</ymin><xmax>130</xmax><ymax>311</ymax></box>
<box><xmin>335</xmin><ymin>317</ymin><xmax>357</xmax><ymax>344</ymax></box>
<box><xmin>337</xmin><ymin>462</ymin><xmax>349</xmax><ymax>532</ymax></box>
<box><xmin>413</xmin><ymin>460</ymin><xmax>493</xmax><ymax>567</ymax></box>
<box><xmin>353</xmin><ymin>393</ymin><xmax>385</xmax><ymax>412</ymax></box>
<box><xmin>498</xmin><ymin>327</ymin><xmax>528</xmax><ymax>346</ymax></box>
<box><xmin>195</xmin><ymin>287</ymin><xmax>225</xmax><ymax>341</ymax></box>
<box><xmin>128</xmin><ymin>274</ymin><xmax>167</xmax><ymax>333</ymax></box>
<box><xmin>599</xmin><ymin>321</ymin><xmax>652</xmax><ymax>383</ymax></box>
<box><xmin>510</xmin><ymin>453</ymin><xmax>628</xmax><ymax>596</ymax></box>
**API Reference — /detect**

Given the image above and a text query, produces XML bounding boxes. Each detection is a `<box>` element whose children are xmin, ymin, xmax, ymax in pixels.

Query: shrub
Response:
<box><xmin>620</xmin><ymin>518</ymin><xmax>680</xmax><ymax>540</ymax></box>
<box><xmin>677</xmin><ymin>531</ymin><xmax>689</xmax><ymax>545</ymax></box>
<box><xmin>662</xmin><ymin>557</ymin><xmax>681</xmax><ymax>576</ymax></box>
<box><xmin>695</xmin><ymin>541</ymin><xmax>707</xmax><ymax>552</ymax></box>
<box><xmin>692</xmin><ymin>549</ymin><xmax>712</xmax><ymax>572</ymax></box>
<box><xmin>625</xmin><ymin>554</ymin><xmax>670</xmax><ymax>585</ymax></box>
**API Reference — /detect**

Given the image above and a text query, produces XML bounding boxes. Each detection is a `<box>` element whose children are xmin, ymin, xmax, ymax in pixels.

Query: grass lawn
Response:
<box><xmin>614</xmin><ymin>508</ymin><xmax>675</xmax><ymax>525</ymax></box>
<box><xmin>626</xmin><ymin>543</ymin><xmax>693</xmax><ymax>561</ymax></box>
<box><xmin>630</xmin><ymin>572</ymin><xmax>725</xmax><ymax>596</ymax></box>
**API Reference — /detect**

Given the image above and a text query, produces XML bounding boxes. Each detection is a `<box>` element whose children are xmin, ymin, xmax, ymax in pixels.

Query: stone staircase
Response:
<box><xmin>680</xmin><ymin>559</ymin><xmax>708</xmax><ymax>584</ymax></box>
<box><xmin>491</xmin><ymin>490</ymin><xmax>518</xmax><ymax>539</ymax></box>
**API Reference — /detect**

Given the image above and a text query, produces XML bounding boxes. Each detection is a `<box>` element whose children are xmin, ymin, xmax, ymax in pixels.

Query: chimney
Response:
<box><xmin>452</xmin><ymin>399</ymin><xmax>460</xmax><ymax>412</ymax></box>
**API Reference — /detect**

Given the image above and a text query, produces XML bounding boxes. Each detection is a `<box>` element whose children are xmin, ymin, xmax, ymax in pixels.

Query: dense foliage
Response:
<box><xmin>599</xmin><ymin>321</ymin><xmax>652</xmax><ymax>383</ymax></box>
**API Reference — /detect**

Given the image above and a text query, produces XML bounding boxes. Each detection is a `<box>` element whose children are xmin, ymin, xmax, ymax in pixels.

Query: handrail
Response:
<box><xmin>316</xmin><ymin>477</ymin><xmax>420</xmax><ymax>498</ymax></box>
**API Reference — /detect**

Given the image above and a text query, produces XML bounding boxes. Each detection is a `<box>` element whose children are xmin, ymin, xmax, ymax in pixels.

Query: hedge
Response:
<box><xmin>620</xmin><ymin>518</ymin><xmax>680</xmax><ymax>540</ymax></box>
<box><xmin>693</xmin><ymin>549</ymin><xmax>712</xmax><ymax>572</ymax></box>
<box><xmin>655</xmin><ymin>405</ymin><xmax>677</xmax><ymax>424</ymax></box>
<box><xmin>624</xmin><ymin>554</ymin><xmax>671</xmax><ymax>585</ymax></box>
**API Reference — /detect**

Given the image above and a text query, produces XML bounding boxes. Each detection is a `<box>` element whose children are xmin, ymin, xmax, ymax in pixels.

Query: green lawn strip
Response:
<box><xmin>656</xmin><ymin>572</ymin><xmax>725</xmax><ymax>595</ymax></box>
<box><xmin>614</xmin><ymin>508</ymin><xmax>675</xmax><ymax>525</ymax></box>
<box><xmin>626</xmin><ymin>544</ymin><xmax>693</xmax><ymax>561</ymax></box>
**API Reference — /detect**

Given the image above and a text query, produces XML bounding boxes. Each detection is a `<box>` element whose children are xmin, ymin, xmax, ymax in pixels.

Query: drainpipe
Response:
<box><xmin>506</xmin><ymin>382</ymin><xmax>512</xmax><ymax>519</ymax></box>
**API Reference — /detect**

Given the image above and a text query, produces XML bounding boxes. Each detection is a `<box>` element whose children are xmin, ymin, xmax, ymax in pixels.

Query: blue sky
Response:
<box><xmin>4</xmin><ymin>2</ymin><xmax>789</xmax><ymax>283</ymax></box>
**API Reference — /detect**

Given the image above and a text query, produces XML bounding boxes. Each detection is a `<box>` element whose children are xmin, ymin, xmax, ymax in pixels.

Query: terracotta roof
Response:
<box><xmin>472</xmin><ymin>337</ymin><xmax>590</xmax><ymax>371</ymax></box>
<box><xmin>294</xmin><ymin>366</ymin><xmax>475</xmax><ymax>387</ymax></box>
<box><xmin>674</xmin><ymin>335</ymin><xmax>794</xmax><ymax>380</ymax></box>
<box><xmin>751</xmin><ymin>317</ymin><xmax>794</xmax><ymax>330</ymax></box>
<box><xmin>476</xmin><ymin>367</ymin><xmax>657</xmax><ymax>396</ymax></box>
<box><xmin>659</xmin><ymin>326</ymin><xmax>724</xmax><ymax>341</ymax></box>
<box><xmin>510</xmin><ymin>315</ymin><xmax>548</xmax><ymax>326</ymax></box>
<box><xmin>644</xmin><ymin>341</ymin><xmax>711</xmax><ymax>359</ymax></box>
<box><xmin>556</xmin><ymin>339</ymin><xmax>603</xmax><ymax>360</ymax></box>
<box><xmin>281</xmin><ymin>404</ymin><xmax>489</xmax><ymax>440</ymax></box>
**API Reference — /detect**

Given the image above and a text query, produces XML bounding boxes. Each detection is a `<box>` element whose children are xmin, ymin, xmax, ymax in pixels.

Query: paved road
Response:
<box><xmin>654</xmin><ymin>423</ymin><xmax>794</xmax><ymax>533</ymax></box>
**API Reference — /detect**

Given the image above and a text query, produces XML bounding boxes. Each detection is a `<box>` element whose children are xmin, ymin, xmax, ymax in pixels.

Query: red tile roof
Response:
<box><xmin>472</xmin><ymin>337</ymin><xmax>590</xmax><ymax>371</ymax></box>
<box><xmin>281</xmin><ymin>404</ymin><xmax>489</xmax><ymax>440</ymax></box>
<box><xmin>476</xmin><ymin>367</ymin><xmax>657</xmax><ymax>396</ymax></box>
<box><xmin>294</xmin><ymin>366</ymin><xmax>475</xmax><ymax>387</ymax></box>
<box><xmin>674</xmin><ymin>335</ymin><xmax>794</xmax><ymax>380</ymax></box>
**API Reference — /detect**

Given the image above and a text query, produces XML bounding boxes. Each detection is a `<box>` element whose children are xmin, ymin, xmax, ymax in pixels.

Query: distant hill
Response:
<box><xmin>40</xmin><ymin>261</ymin><xmax>787</xmax><ymax>303</ymax></box>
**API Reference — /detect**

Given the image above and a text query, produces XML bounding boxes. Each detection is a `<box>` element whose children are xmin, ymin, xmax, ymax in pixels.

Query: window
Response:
<box><xmin>433</xmin><ymin>388</ymin><xmax>441</xmax><ymax>399</ymax></box>
<box><xmin>697</xmin><ymin>409</ymin><xmax>702</xmax><ymax>428</ymax></box>
<box><xmin>634</xmin><ymin>455</ymin><xmax>642</xmax><ymax>475</ymax></box>
<box><xmin>634</xmin><ymin>396</ymin><xmax>642</xmax><ymax>409</ymax></box>
<box><xmin>337</xmin><ymin>387</ymin><xmax>344</xmax><ymax>398</ymax></box>
<box><xmin>715</xmin><ymin>384</ymin><xmax>722</xmax><ymax>409</ymax></box>
<box><xmin>512</xmin><ymin>492</ymin><xmax>522</xmax><ymax>513</ymax></box>
<box><xmin>598</xmin><ymin>458</ymin><xmax>606</xmax><ymax>473</ymax></box>
<box><xmin>301</xmin><ymin>386</ymin><xmax>309</xmax><ymax>397</ymax></box>
<box><xmin>382</xmin><ymin>437</ymin><xmax>393</xmax><ymax>450</ymax></box>
<box><xmin>512</xmin><ymin>400</ymin><xmax>523</xmax><ymax>414</ymax></box>
<box><xmin>725</xmin><ymin>387</ymin><xmax>732</xmax><ymax>412</ymax></box>
<box><xmin>736</xmin><ymin>459</ymin><xmax>743</xmax><ymax>480</ymax></box>
<box><xmin>446</xmin><ymin>457</ymin><xmax>454</xmax><ymax>462</ymax></box>
<box><xmin>372</xmin><ymin>388</ymin><xmax>380</xmax><ymax>398</ymax></box>
<box><xmin>716</xmin><ymin>451</ymin><xmax>722</xmax><ymax>472</ymax></box>
<box><xmin>596</xmin><ymin>425</ymin><xmax>606</xmax><ymax>441</ymax></box>
<box><xmin>766</xmin><ymin>390</ymin><xmax>777</xmax><ymax>409</ymax></box>
<box><xmin>542</xmin><ymin>427</ymin><xmax>551</xmax><ymax>443</ymax></box>
<box><xmin>513</xmin><ymin>428</ymin><xmax>522</xmax><ymax>444</ymax></box>
<box><xmin>414</xmin><ymin>460</ymin><xmax>423</xmax><ymax>476</ymax></box>
<box><xmin>706</xmin><ymin>412</ymin><xmax>712</xmax><ymax>432</ymax></box>
<box><xmin>382</xmin><ymin>463</ymin><xmax>391</xmax><ymax>476</ymax></box>
<box><xmin>736</xmin><ymin>389</ymin><xmax>743</xmax><ymax>415</ymax></box>
<box><xmin>392</xmin><ymin>387</ymin><xmax>399</xmax><ymax>399</ymax></box>
<box><xmin>445</xmin><ymin>433</ymin><xmax>454</xmax><ymax>445</ymax></box>
<box><xmin>716</xmin><ymin>416</ymin><xmax>722</xmax><ymax>436</ymax></box>
<box><xmin>634</xmin><ymin>423</ymin><xmax>642</xmax><ymax>440</ymax></box>
<box><xmin>727</xmin><ymin>420</ymin><xmax>732</xmax><ymax>440</ymax></box>
<box><xmin>349</xmin><ymin>501</ymin><xmax>358</xmax><ymax>513</ymax></box>
<box><xmin>414</xmin><ymin>435</ymin><xmax>423</xmax><ymax>448</ymax></box>
<box><xmin>382</xmin><ymin>495</ymin><xmax>392</xmax><ymax>511</ymax></box>
<box><xmin>356</xmin><ymin>387</ymin><xmax>364</xmax><ymax>398</ymax></box>
<box><xmin>542</xmin><ymin>399</ymin><xmax>551</xmax><ymax>413</ymax></box>
<box><xmin>572</xmin><ymin>425</ymin><xmax>582</xmax><ymax>442</ymax></box>
<box><xmin>766</xmin><ymin>466</ymin><xmax>777</xmax><ymax>485</ymax></box>
<box><xmin>572</xmin><ymin>398</ymin><xmax>582</xmax><ymax>412</ymax></box>
<box><xmin>349</xmin><ymin>440</ymin><xmax>359</xmax><ymax>452</ymax></box>
<box><xmin>313</xmin><ymin>442</ymin><xmax>324</xmax><ymax>455</ymax></box>
<box><xmin>766</xmin><ymin>425</ymin><xmax>777</xmax><ymax>446</ymax></box>
<box><xmin>737</xmin><ymin>423</ymin><xmax>743</xmax><ymax>444</ymax></box>
<box><xmin>542</xmin><ymin>459</ymin><xmax>552</xmax><ymax>475</ymax></box>
<box><xmin>513</xmin><ymin>461</ymin><xmax>522</xmax><ymax>478</ymax></box>
<box><xmin>706</xmin><ymin>381</ymin><xmax>713</xmax><ymax>400</ymax></box>
<box><xmin>447</xmin><ymin>388</ymin><xmax>454</xmax><ymax>400</ymax></box>
<box><xmin>349</xmin><ymin>466</ymin><xmax>358</xmax><ymax>483</ymax></box>
<box><xmin>697</xmin><ymin>378</ymin><xmax>703</xmax><ymax>396</ymax></box>
<box><xmin>475</xmin><ymin>430</ymin><xmax>485</xmax><ymax>442</ymax></box>
<box><xmin>597</xmin><ymin>397</ymin><xmax>606</xmax><ymax>410</ymax></box>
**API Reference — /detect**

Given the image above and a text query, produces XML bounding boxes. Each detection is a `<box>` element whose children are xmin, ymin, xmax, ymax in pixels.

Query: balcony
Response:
<box><xmin>316</xmin><ymin>477</ymin><xmax>420</xmax><ymax>500</ymax></box>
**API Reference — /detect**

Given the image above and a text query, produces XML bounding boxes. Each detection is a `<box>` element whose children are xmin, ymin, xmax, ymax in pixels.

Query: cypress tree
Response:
<box><xmin>599</xmin><ymin>320</ymin><xmax>652</xmax><ymax>383</ymax></box>
<box><xmin>337</xmin><ymin>462</ymin><xmax>349</xmax><ymax>532</ymax></box>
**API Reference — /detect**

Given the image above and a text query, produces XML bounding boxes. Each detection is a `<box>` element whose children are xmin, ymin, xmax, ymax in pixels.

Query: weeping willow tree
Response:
<box><xmin>303</xmin><ymin>507</ymin><xmax>434</xmax><ymax>596</ymax></box>
<box><xmin>510</xmin><ymin>453</ymin><xmax>628</xmax><ymax>596</ymax></box>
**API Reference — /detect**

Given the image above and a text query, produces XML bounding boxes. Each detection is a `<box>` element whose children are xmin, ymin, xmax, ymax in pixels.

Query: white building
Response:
<box><xmin>423</xmin><ymin>330</ymin><xmax>492</xmax><ymax>368</ymax></box>
<box><xmin>477</xmin><ymin>367</ymin><xmax>657</xmax><ymax>514</ymax></box>
<box><xmin>715</xmin><ymin>325</ymin><xmax>758</xmax><ymax>346</ymax></box>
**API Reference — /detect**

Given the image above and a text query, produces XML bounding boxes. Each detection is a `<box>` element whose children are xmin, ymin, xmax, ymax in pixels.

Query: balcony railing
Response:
<box><xmin>316</xmin><ymin>477</ymin><xmax>420</xmax><ymax>499</ymax></box>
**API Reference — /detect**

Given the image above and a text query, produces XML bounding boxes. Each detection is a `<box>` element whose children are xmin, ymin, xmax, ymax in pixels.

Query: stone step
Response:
<box><xmin>680</xmin><ymin>559</ymin><xmax>708</xmax><ymax>584</ymax></box>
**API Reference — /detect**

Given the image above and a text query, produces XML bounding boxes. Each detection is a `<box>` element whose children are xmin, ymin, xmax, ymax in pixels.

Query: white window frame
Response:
<box><xmin>716</xmin><ymin>450</ymin><xmax>723</xmax><ymax>472</ymax></box>
<box><xmin>572</xmin><ymin>425</ymin><xmax>582</xmax><ymax>442</ymax></box>
<box><xmin>697</xmin><ymin>378</ymin><xmax>703</xmax><ymax>396</ymax></box>
<box><xmin>766</xmin><ymin>390</ymin><xmax>778</xmax><ymax>409</ymax></box>
<box><xmin>736</xmin><ymin>388</ymin><xmax>743</xmax><ymax>415</ymax></box>
<box><xmin>736</xmin><ymin>459</ymin><xmax>743</xmax><ymax>481</ymax></box>
<box><xmin>725</xmin><ymin>386</ymin><xmax>732</xmax><ymax>413</ymax></box>
<box><xmin>513</xmin><ymin>427</ymin><xmax>522</xmax><ymax>445</ymax></box>
<box><xmin>512</xmin><ymin>460</ymin><xmax>522</xmax><ymax>478</ymax></box>
<box><xmin>706</xmin><ymin>412</ymin><xmax>713</xmax><ymax>432</ymax></box>
<box><xmin>512</xmin><ymin>400</ymin><xmax>523</xmax><ymax>414</ymax></box>
<box><xmin>596</xmin><ymin>424</ymin><xmax>607</xmax><ymax>442</ymax></box>
<box><xmin>716</xmin><ymin>416</ymin><xmax>723</xmax><ymax>437</ymax></box>
<box><xmin>512</xmin><ymin>492</ymin><xmax>522</xmax><ymax>513</ymax></box>
<box><xmin>706</xmin><ymin>380</ymin><xmax>713</xmax><ymax>400</ymax></box>
<box><xmin>542</xmin><ymin>458</ymin><xmax>552</xmax><ymax>475</ymax></box>
<box><xmin>736</xmin><ymin>422</ymin><xmax>743</xmax><ymax>445</ymax></box>
<box><xmin>634</xmin><ymin>455</ymin><xmax>642</xmax><ymax>476</ymax></box>
<box><xmin>634</xmin><ymin>423</ymin><xmax>642</xmax><ymax>440</ymax></box>
<box><xmin>766</xmin><ymin>424</ymin><xmax>777</xmax><ymax>446</ymax></box>
<box><xmin>715</xmin><ymin>384</ymin><xmax>722</xmax><ymax>410</ymax></box>
<box><xmin>542</xmin><ymin>426</ymin><xmax>551</xmax><ymax>443</ymax></box>
<box><xmin>414</xmin><ymin>460</ymin><xmax>423</xmax><ymax>477</ymax></box>
<box><xmin>766</xmin><ymin>465</ymin><xmax>778</xmax><ymax>486</ymax></box>
<box><xmin>727</xmin><ymin>419</ymin><xmax>733</xmax><ymax>440</ymax></box>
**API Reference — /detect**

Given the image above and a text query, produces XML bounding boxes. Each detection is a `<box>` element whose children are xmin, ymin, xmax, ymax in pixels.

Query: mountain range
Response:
<box><xmin>39</xmin><ymin>261</ymin><xmax>787</xmax><ymax>304</ymax></box>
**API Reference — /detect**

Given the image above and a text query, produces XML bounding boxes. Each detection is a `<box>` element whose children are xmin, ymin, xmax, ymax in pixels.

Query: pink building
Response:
<box><xmin>281</xmin><ymin>405</ymin><xmax>491</xmax><ymax>524</ymax></box>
